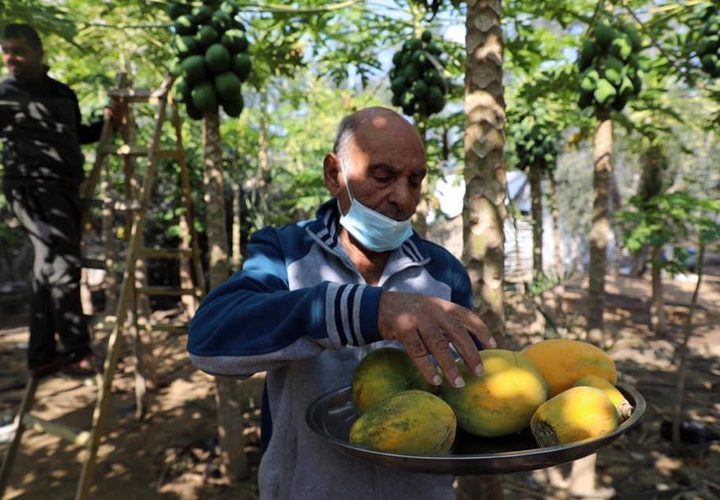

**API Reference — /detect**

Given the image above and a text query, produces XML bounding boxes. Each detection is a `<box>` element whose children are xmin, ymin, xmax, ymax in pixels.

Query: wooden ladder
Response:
<box><xmin>0</xmin><ymin>73</ymin><xmax>205</xmax><ymax>500</ymax></box>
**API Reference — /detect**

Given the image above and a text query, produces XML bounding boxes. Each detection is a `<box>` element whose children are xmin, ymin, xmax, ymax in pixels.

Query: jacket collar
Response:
<box><xmin>306</xmin><ymin>198</ymin><xmax>430</xmax><ymax>266</ymax></box>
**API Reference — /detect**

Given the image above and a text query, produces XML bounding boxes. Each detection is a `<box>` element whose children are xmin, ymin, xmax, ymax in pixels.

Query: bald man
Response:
<box><xmin>188</xmin><ymin>107</ymin><xmax>494</xmax><ymax>499</ymax></box>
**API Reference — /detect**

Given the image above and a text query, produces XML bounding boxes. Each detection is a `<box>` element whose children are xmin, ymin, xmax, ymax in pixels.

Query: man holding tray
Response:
<box><xmin>188</xmin><ymin>106</ymin><xmax>495</xmax><ymax>499</ymax></box>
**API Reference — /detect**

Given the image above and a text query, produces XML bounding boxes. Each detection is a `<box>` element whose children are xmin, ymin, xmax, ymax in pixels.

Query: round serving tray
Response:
<box><xmin>306</xmin><ymin>383</ymin><xmax>646</xmax><ymax>475</ymax></box>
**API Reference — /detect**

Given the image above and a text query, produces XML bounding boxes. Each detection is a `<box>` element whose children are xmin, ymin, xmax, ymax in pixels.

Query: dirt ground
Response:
<box><xmin>1</xmin><ymin>267</ymin><xmax>719</xmax><ymax>499</ymax></box>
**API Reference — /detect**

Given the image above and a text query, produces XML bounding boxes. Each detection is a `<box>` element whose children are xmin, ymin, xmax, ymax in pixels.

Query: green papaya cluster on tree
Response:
<box><xmin>389</xmin><ymin>30</ymin><xmax>448</xmax><ymax>118</ymax></box>
<box><xmin>510</xmin><ymin>113</ymin><xmax>559</xmax><ymax>169</ymax></box>
<box><xmin>577</xmin><ymin>20</ymin><xmax>643</xmax><ymax>112</ymax></box>
<box><xmin>695</xmin><ymin>6</ymin><xmax>720</xmax><ymax>77</ymax></box>
<box><xmin>167</xmin><ymin>0</ymin><xmax>252</xmax><ymax>120</ymax></box>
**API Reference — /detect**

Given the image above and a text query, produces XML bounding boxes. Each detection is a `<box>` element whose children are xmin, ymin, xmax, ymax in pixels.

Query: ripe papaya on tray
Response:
<box><xmin>574</xmin><ymin>374</ymin><xmax>633</xmax><ymax>421</ymax></box>
<box><xmin>521</xmin><ymin>338</ymin><xmax>617</xmax><ymax>396</ymax></box>
<box><xmin>531</xmin><ymin>386</ymin><xmax>619</xmax><ymax>447</ymax></box>
<box><xmin>349</xmin><ymin>390</ymin><xmax>456</xmax><ymax>455</ymax></box>
<box><xmin>441</xmin><ymin>349</ymin><xmax>549</xmax><ymax>437</ymax></box>
<box><xmin>351</xmin><ymin>347</ymin><xmax>435</xmax><ymax>415</ymax></box>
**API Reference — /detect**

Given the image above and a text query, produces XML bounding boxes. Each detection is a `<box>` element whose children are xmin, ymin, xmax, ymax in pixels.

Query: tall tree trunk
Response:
<box><xmin>458</xmin><ymin>1</ymin><xmax>505</xmax><ymax>498</ymax></box>
<box><xmin>414</xmin><ymin>119</ymin><xmax>429</xmax><ymax>238</ymax></box>
<box><xmin>650</xmin><ymin>245</ymin><xmax>666</xmax><ymax>334</ymax></box>
<box><xmin>203</xmin><ymin>110</ymin><xmax>247</xmax><ymax>482</ymax></box>
<box><xmin>587</xmin><ymin>110</ymin><xmax>612</xmax><ymax>345</ymax></box>
<box><xmin>549</xmin><ymin>172</ymin><xmax>565</xmax><ymax>316</ymax></box>
<box><xmin>671</xmin><ymin>242</ymin><xmax>705</xmax><ymax>450</ymax></box>
<box><xmin>638</xmin><ymin>144</ymin><xmax>666</xmax><ymax>333</ymax></box>
<box><xmin>529</xmin><ymin>164</ymin><xmax>543</xmax><ymax>276</ymax></box>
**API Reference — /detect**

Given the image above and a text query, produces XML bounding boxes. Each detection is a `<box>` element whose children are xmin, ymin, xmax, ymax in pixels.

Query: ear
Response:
<box><xmin>323</xmin><ymin>153</ymin><xmax>342</xmax><ymax>196</ymax></box>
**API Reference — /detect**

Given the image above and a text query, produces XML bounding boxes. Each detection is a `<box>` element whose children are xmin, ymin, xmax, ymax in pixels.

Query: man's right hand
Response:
<box><xmin>377</xmin><ymin>291</ymin><xmax>496</xmax><ymax>388</ymax></box>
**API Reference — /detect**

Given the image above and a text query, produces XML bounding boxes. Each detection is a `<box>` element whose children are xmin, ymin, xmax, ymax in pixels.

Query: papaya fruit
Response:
<box><xmin>191</xmin><ymin>82</ymin><xmax>218</xmax><ymax>113</ymax></box>
<box><xmin>595</xmin><ymin>22</ymin><xmax>616</xmax><ymax>50</ymax></box>
<box><xmin>174</xmin><ymin>15</ymin><xmax>196</xmax><ymax>36</ymax></box>
<box><xmin>441</xmin><ymin>349</ymin><xmax>549</xmax><ymax>437</ymax></box>
<box><xmin>574</xmin><ymin>374</ymin><xmax>633</xmax><ymax>421</ymax></box>
<box><xmin>349</xmin><ymin>390</ymin><xmax>456</xmax><ymax>455</ymax></box>
<box><xmin>231</xmin><ymin>53</ymin><xmax>252</xmax><ymax>81</ymax></box>
<box><xmin>205</xmin><ymin>44</ymin><xmax>231</xmax><ymax>74</ymax></box>
<box><xmin>521</xmin><ymin>338</ymin><xmax>617</xmax><ymax>396</ymax></box>
<box><xmin>531</xmin><ymin>386</ymin><xmax>619</xmax><ymax>447</ymax></box>
<box><xmin>594</xmin><ymin>79</ymin><xmax>617</xmax><ymax>107</ymax></box>
<box><xmin>579</xmin><ymin>39</ymin><xmax>597</xmax><ymax>70</ymax></box>
<box><xmin>351</xmin><ymin>347</ymin><xmax>436</xmax><ymax>415</ymax></box>
<box><xmin>222</xmin><ymin>94</ymin><xmax>244</xmax><ymax>118</ymax></box>
<box><xmin>181</xmin><ymin>55</ymin><xmax>207</xmax><ymax>85</ymax></box>
<box><xmin>214</xmin><ymin>71</ymin><xmax>242</xmax><ymax>101</ymax></box>
<box><xmin>196</xmin><ymin>25</ymin><xmax>219</xmax><ymax>47</ymax></box>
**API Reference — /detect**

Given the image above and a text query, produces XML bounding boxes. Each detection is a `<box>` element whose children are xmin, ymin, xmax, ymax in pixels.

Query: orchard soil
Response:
<box><xmin>1</xmin><ymin>267</ymin><xmax>718</xmax><ymax>499</ymax></box>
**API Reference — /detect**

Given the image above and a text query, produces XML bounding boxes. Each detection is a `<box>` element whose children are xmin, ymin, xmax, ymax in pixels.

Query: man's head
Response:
<box><xmin>324</xmin><ymin>106</ymin><xmax>427</xmax><ymax>222</ymax></box>
<box><xmin>1</xmin><ymin>24</ymin><xmax>45</xmax><ymax>81</ymax></box>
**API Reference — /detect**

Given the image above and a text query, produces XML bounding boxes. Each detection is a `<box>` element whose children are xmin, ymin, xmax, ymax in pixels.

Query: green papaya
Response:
<box><xmin>192</xmin><ymin>5</ymin><xmax>213</xmax><ymax>24</ymax></box>
<box><xmin>610</xmin><ymin>36</ymin><xmax>633</xmax><ymax>62</ymax></box>
<box><xmin>205</xmin><ymin>43</ymin><xmax>231</xmax><ymax>74</ymax></box>
<box><xmin>595</xmin><ymin>22</ymin><xmax>616</xmax><ymax>50</ymax></box>
<box><xmin>594</xmin><ymin>78</ymin><xmax>617</xmax><ymax>107</ymax></box>
<box><xmin>578</xmin><ymin>88</ymin><xmax>594</xmax><ymax>109</ymax></box>
<box><xmin>579</xmin><ymin>39</ymin><xmax>597</xmax><ymax>70</ymax></box>
<box><xmin>214</xmin><ymin>71</ymin><xmax>242</xmax><ymax>101</ymax></box>
<box><xmin>191</xmin><ymin>81</ymin><xmax>218</xmax><ymax>112</ymax></box>
<box><xmin>212</xmin><ymin>10</ymin><xmax>233</xmax><ymax>31</ymax></box>
<box><xmin>412</xmin><ymin>80</ymin><xmax>428</xmax><ymax>99</ymax></box>
<box><xmin>196</xmin><ymin>25</ymin><xmax>219</xmax><ymax>47</ymax></box>
<box><xmin>175</xmin><ymin>35</ymin><xmax>201</xmax><ymax>58</ymax></box>
<box><xmin>231</xmin><ymin>53</ymin><xmax>252</xmax><ymax>81</ymax></box>
<box><xmin>181</xmin><ymin>55</ymin><xmax>207</xmax><ymax>84</ymax></box>
<box><xmin>603</xmin><ymin>56</ymin><xmax>625</xmax><ymax>86</ymax></box>
<box><xmin>222</xmin><ymin>94</ymin><xmax>244</xmax><ymax>118</ymax></box>
<box><xmin>174</xmin><ymin>15</ymin><xmax>196</xmax><ymax>36</ymax></box>
<box><xmin>221</xmin><ymin>29</ymin><xmax>249</xmax><ymax>53</ymax></box>
<box><xmin>390</xmin><ymin>76</ymin><xmax>406</xmax><ymax>94</ymax></box>
<box><xmin>167</xmin><ymin>2</ymin><xmax>191</xmax><ymax>20</ymax></box>
<box><xmin>421</xmin><ymin>30</ymin><xmax>433</xmax><ymax>43</ymax></box>
<box><xmin>580</xmin><ymin>69</ymin><xmax>599</xmax><ymax>92</ymax></box>
<box><xmin>185</xmin><ymin>100</ymin><xmax>204</xmax><ymax>120</ymax></box>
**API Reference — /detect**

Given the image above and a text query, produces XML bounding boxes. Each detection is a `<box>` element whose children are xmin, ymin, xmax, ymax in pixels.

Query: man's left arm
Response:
<box><xmin>72</xmin><ymin>90</ymin><xmax>123</xmax><ymax>144</ymax></box>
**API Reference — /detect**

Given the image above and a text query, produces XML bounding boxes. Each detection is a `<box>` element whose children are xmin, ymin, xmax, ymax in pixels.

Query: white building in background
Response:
<box><xmin>429</xmin><ymin>170</ymin><xmax>579</xmax><ymax>284</ymax></box>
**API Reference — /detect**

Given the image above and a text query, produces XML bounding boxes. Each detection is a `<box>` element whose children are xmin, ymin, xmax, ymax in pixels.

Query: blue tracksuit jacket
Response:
<box><xmin>187</xmin><ymin>199</ymin><xmax>474</xmax><ymax>500</ymax></box>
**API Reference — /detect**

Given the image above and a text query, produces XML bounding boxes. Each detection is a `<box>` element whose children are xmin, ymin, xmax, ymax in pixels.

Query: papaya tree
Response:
<box><xmin>389</xmin><ymin>27</ymin><xmax>449</xmax><ymax>236</ymax></box>
<box><xmin>576</xmin><ymin>16</ymin><xmax>643</xmax><ymax>345</ymax></box>
<box><xmin>507</xmin><ymin>107</ymin><xmax>561</xmax><ymax>278</ymax></box>
<box><xmin>167</xmin><ymin>0</ymin><xmax>252</xmax><ymax>481</ymax></box>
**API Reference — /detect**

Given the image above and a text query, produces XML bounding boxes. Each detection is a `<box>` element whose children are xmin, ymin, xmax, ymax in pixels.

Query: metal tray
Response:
<box><xmin>305</xmin><ymin>383</ymin><xmax>646</xmax><ymax>475</ymax></box>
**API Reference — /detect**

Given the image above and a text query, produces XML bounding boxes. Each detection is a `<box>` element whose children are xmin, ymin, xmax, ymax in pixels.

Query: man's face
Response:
<box><xmin>331</xmin><ymin>114</ymin><xmax>427</xmax><ymax>222</ymax></box>
<box><xmin>1</xmin><ymin>37</ymin><xmax>44</xmax><ymax>80</ymax></box>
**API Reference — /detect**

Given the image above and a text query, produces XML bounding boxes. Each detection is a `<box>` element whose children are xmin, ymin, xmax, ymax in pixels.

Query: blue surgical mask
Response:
<box><xmin>337</xmin><ymin>159</ymin><xmax>413</xmax><ymax>252</ymax></box>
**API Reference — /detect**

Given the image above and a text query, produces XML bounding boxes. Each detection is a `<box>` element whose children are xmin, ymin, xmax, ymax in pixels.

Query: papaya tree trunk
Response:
<box><xmin>458</xmin><ymin>1</ymin><xmax>505</xmax><ymax>498</ymax></box>
<box><xmin>650</xmin><ymin>245</ymin><xmax>666</xmax><ymax>334</ymax></box>
<box><xmin>587</xmin><ymin>109</ymin><xmax>612</xmax><ymax>345</ymax></box>
<box><xmin>549</xmin><ymin>172</ymin><xmax>565</xmax><ymax>315</ymax></box>
<box><xmin>413</xmin><ymin>119</ymin><xmax>429</xmax><ymax>238</ymax></box>
<box><xmin>462</xmin><ymin>0</ymin><xmax>506</xmax><ymax>342</ymax></box>
<box><xmin>529</xmin><ymin>164</ymin><xmax>543</xmax><ymax>276</ymax></box>
<box><xmin>671</xmin><ymin>242</ymin><xmax>705</xmax><ymax>450</ymax></box>
<box><xmin>203</xmin><ymin>110</ymin><xmax>247</xmax><ymax>482</ymax></box>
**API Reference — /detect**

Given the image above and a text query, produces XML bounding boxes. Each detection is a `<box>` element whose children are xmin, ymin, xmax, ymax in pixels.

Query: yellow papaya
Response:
<box><xmin>441</xmin><ymin>349</ymin><xmax>549</xmax><ymax>437</ymax></box>
<box><xmin>574</xmin><ymin>374</ymin><xmax>633</xmax><ymax>421</ymax></box>
<box><xmin>349</xmin><ymin>390</ymin><xmax>456</xmax><ymax>455</ymax></box>
<box><xmin>531</xmin><ymin>386</ymin><xmax>619</xmax><ymax>447</ymax></box>
<box><xmin>521</xmin><ymin>339</ymin><xmax>617</xmax><ymax>396</ymax></box>
<box><xmin>352</xmin><ymin>347</ymin><xmax>435</xmax><ymax>415</ymax></box>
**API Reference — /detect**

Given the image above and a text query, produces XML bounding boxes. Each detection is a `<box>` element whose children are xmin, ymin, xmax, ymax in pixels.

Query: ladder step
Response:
<box><xmin>107</xmin><ymin>88</ymin><xmax>166</xmax><ymax>103</ymax></box>
<box><xmin>136</xmin><ymin>286</ymin><xmax>199</xmax><ymax>296</ymax></box>
<box><xmin>22</xmin><ymin>414</ymin><xmax>91</xmax><ymax>446</ymax></box>
<box><xmin>138</xmin><ymin>248</ymin><xmax>193</xmax><ymax>259</ymax></box>
<box><xmin>81</xmin><ymin>258</ymin><xmax>107</xmax><ymax>270</ymax></box>
<box><xmin>101</xmin><ymin>145</ymin><xmax>180</xmax><ymax>159</ymax></box>
<box><xmin>152</xmin><ymin>324</ymin><xmax>188</xmax><ymax>334</ymax></box>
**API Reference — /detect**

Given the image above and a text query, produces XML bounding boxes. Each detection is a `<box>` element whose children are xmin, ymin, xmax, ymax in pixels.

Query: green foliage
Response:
<box><xmin>618</xmin><ymin>192</ymin><xmax>720</xmax><ymax>275</ymax></box>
